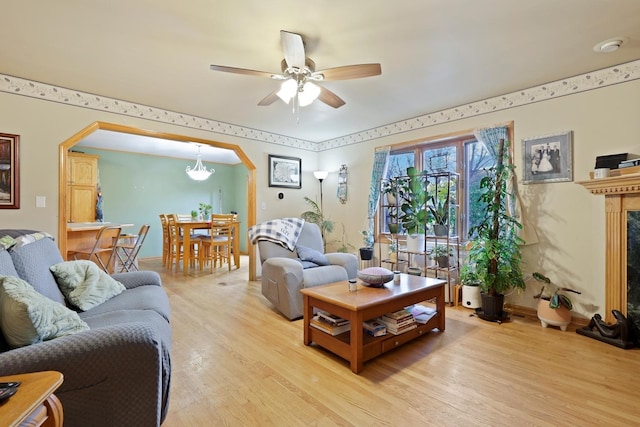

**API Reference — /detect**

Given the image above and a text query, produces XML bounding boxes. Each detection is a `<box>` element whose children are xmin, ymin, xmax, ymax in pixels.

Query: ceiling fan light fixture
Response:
<box><xmin>186</xmin><ymin>145</ymin><xmax>215</xmax><ymax>181</ymax></box>
<box><xmin>298</xmin><ymin>82</ymin><xmax>321</xmax><ymax>107</ymax></box>
<box><xmin>277</xmin><ymin>78</ymin><xmax>297</xmax><ymax>104</ymax></box>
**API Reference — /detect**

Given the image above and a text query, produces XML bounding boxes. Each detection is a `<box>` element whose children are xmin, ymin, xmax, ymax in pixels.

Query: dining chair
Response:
<box><xmin>114</xmin><ymin>224</ymin><xmax>150</xmax><ymax>272</ymax></box>
<box><xmin>167</xmin><ymin>214</ymin><xmax>199</xmax><ymax>271</ymax></box>
<box><xmin>68</xmin><ymin>225</ymin><xmax>122</xmax><ymax>273</ymax></box>
<box><xmin>159</xmin><ymin>214</ymin><xmax>170</xmax><ymax>267</ymax></box>
<box><xmin>198</xmin><ymin>219</ymin><xmax>233</xmax><ymax>272</ymax></box>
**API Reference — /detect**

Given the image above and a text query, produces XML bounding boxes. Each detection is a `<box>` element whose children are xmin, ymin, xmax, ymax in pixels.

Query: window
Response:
<box><xmin>379</xmin><ymin>133</ymin><xmax>498</xmax><ymax>240</ymax></box>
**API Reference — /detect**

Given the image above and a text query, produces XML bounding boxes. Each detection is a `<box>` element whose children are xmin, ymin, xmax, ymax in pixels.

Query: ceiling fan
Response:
<box><xmin>209</xmin><ymin>30</ymin><xmax>381</xmax><ymax>109</ymax></box>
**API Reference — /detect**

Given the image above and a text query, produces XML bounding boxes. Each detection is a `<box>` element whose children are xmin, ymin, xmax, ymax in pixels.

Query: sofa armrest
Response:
<box><xmin>325</xmin><ymin>252</ymin><xmax>358</xmax><ymax>279</ymax></box>
<box><xmin>111</xmin><ymin>270</ymin><xmax>162</xmax><ymax>289</ymax></box>
<box><xmin>0</xmin><ymin>323</ymin><xmax>165</xmax><ymax>426</ymax></box>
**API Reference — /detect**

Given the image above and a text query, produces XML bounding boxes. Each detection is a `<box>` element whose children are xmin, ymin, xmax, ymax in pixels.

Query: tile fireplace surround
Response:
<box><xmin>578</xmin><ymin>166</ymin><xmax>640</xmax><ymax>324</ymax></box>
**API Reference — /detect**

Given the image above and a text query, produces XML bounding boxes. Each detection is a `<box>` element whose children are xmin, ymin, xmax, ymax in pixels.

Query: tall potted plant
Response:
<box><xmin>466</xmin><ymin>139</ymin><xmax>525</xmax><ymax>321</ymax></box>
<box><xmin>301</xmin><ymin>196</ymin><xmax>334</xmax><ymax>252</ymax></box>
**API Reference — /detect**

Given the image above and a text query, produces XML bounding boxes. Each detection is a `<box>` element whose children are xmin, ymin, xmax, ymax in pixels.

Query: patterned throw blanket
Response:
<box><xmin>0</xmin><ymin>230</ymin><xmax>54</xmax><ymax>251</ymax></box>
<box><xmin>248</xmin><ymin>218</ymin><xmax>305</xmax><ymax>251</ymax></box>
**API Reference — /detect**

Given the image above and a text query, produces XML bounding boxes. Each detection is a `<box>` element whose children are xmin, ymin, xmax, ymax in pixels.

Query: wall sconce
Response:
<box><xmin>338</xmin><ymin>164</ymin><xmax>347</xmax><ymax>204</ymax></box>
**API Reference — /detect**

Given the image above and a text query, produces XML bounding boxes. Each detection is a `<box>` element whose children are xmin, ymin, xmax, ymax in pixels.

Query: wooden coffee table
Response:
<box><xmin>0</xmin><ymin>371</ymin><xmax>64</xmax><ymax>427</ymax></box>
<box><xmin>301</xmin><ymin>274</ymin><xmax>446</xmax><ymax>373</ymax></box>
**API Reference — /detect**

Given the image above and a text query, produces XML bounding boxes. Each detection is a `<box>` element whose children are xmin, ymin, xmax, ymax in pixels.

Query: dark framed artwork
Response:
<box><xmin>268</xmin><ymin>154</ymin><xmax>301</xmax><ymax>188</ymax></box>
<box><xmin>0</xmin><ymin>133</ymin><xmax>20</xmax><ymax>209</ymax></box>
<box><xmin>522</xmin><ymin>131</ymin><xmax>573</xmax><ymax>184</ymax></box>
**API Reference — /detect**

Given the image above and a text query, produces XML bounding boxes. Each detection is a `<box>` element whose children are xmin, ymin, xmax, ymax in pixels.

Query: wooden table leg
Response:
<box><xmin>436</xmin><ymin>285</ymin><xmax>446</xmax><ymax>332</ymax></box>
<box><xmin>183</xmin><ymin>226</ymin><xmax>191</xmax><ymax>275</ymax></box>
<box><xmin>349</xmin><ymin>311</ymin><xmax>365</xmax><ymax>374</ymax></box>
<box><xmin>303</xmin><ymin>295</ymin><xmax>312</xmax><ymax>346</ymax></box>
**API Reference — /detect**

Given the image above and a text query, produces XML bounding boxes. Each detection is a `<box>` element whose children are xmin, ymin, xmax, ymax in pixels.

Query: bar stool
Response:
<box><xmin>115</xmin><ymin>224</ymin><xmax>150</xmax><ymax>272</ymax></box>
<box><xmin>68</xmin><ymin>225</ymin><xmax>122</xmax><ymax>273</ymax></box>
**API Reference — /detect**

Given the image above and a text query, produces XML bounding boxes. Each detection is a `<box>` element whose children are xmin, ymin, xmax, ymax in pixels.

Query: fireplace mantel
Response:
<box><xmin>577</xmin><ymin>168</ymin><xmax>640</xmax><ymax>323</ymax></box>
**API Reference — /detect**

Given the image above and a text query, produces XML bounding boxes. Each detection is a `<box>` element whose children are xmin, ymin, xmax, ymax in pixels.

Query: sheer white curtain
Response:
<box><xmin>474</xmin><ymin>126</ymin><xmax>539</xmax><ymax>245</ymax></box>
<box><xmin>366</xmin><ymin>146</ymin><xmax>391</xmax><ymax>235</ymax></box>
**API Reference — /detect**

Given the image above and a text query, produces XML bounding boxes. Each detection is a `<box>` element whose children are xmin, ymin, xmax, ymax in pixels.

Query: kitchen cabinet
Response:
<box><xmin>67</xmin><ymin>152</ymin><xmax>99</xmax><ymax>223</ymax></box>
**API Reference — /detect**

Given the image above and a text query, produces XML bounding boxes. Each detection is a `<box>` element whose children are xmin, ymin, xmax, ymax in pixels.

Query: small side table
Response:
<box><xmin>0</xmin><ymin>371</ymin><xmax>64</xmax><ymax>427</ymax></box>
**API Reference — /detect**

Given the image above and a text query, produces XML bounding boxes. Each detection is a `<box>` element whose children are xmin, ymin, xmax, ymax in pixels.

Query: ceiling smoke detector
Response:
<box><xmin>593</xmin><ymin>38</ymin><xmax>625</xmax><ymax>53</ymax></box>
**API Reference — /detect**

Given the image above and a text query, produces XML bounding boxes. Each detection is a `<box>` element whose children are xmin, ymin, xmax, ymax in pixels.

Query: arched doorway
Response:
<box><xmin>58</xmin><ymin>121</ymin><xmax>257</xmax><ymax>280</ymax></box>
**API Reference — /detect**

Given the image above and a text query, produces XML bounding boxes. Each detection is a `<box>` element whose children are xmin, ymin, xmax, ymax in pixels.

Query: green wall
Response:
<box><xmin>79</xmin><ymin>148</ymin><xmax>248</xmax><ymax>259</ymax></box>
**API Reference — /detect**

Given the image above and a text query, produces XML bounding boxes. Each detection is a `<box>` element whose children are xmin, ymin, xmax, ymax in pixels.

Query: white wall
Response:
<box><xmin>318</xmin><ymin>80</ymin><xmax>640</xmax><ymax>318</ymax></box>
<box><xmin>1</xmin><ymin>78</ymin><xmax>639</xmax><ymax>318</ymax></box>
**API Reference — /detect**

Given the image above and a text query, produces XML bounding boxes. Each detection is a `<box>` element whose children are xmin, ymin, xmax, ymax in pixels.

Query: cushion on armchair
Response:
<box><xmin>295</xmin><ymin>244</ymin><xmax>329</xmax><ymax>266</ymax></box>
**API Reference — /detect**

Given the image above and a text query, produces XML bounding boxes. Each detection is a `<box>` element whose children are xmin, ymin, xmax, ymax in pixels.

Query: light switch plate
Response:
<box><xmin>36</xmin><ymin>196</ymin><xmax>46</xmax><ymax>208</ymax></box>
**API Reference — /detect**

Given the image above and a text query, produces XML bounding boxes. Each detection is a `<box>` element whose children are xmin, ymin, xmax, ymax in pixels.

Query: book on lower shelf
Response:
<box><xmin>378</xmin><ymin>308</ymin><xmax>417</xmax><ymax>335</ymax></box>
<box><xmin>363</xmin><ymin>319</ymin><xmax>387</xmax><ymax>337</ymax></box>
<box><xmin>407</xmin><ymin>304</ymin><xmax>437</xmax><ymax>324</ymax></box>
<box><xmin>317</xmin><ymin>310</ymin><xmax>350</xmax><ymax>327</ymax></box>
<box><xmin>310</xmin><ymin>315</ymin><xmax>351</xmax><ymax>336</ymax></box>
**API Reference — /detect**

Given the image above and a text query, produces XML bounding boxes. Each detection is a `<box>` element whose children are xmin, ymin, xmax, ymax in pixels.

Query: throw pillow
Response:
<box><xmin>50</xmin><ymin>260</ymin><xmax>126</xmax><ymax>311</ymax></box>
<box><xmin>295</xmin><ymin>245</ymin><xmax>329</xmax><ymax>266</ymax></box>
<box><xmin>0</xmin><ymin>275</ymin><xmax>90</xmax><ymax>348</ymax></box>
<box><xmin>357</xmin><ymin>267</ymin><xmax>394</xmax><ymax>287</ymax></box>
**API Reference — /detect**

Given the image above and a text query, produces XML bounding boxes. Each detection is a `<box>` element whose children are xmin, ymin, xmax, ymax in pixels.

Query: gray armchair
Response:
<box><xmin>258</xmin><ymin>222</ymin><xmax>357</xmax><ymax>320</ymax></box>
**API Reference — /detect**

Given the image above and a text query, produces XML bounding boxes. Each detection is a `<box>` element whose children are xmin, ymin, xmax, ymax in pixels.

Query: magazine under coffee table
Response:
<box><xmin>301</xmin><ymin>274</ymin><xmax>446</xmax><ymax>373</ymax></box>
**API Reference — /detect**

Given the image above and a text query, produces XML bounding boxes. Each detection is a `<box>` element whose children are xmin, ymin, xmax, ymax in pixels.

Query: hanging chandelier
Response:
<box><xmin>186</xmin><ymin>145</ymin><xmax>215</xmax><ymax>181</ymax></box>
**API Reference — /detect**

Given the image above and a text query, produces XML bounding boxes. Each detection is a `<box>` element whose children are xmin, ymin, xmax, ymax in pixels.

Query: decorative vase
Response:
<box><xmin>537</xmin><ymin>299</ymin><xmax>571</xmax><ymax>331</ymax></box>
<box><xmin>359</xmin><ymin>247</ymin><xmax>374</xmax><ymax>261</ymax></box>
<box><xmin>388</xmin><ymin>223</ymin><xmax>399</xmax><ymax>234</ymax></box>
<box><xmin>406</xmin><ymin>234</ymin><xmax>425</xmax><ymax>253</ymax></box>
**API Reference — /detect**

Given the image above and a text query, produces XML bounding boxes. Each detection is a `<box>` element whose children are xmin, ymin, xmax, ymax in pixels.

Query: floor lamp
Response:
<box><xmin>313</xmin><ymin>170</ymin><xmax>329</xmax><ymax>244</ymax></box>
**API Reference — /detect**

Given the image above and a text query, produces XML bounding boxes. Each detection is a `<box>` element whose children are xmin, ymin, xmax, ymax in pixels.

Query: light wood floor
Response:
<box><xmin>144</xmin><ymin>257</ymin><xmax>640</xmax><ymax>427</ymax></box>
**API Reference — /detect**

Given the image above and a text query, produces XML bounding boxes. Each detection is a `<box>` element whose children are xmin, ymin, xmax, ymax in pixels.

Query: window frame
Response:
<box><xmin>377</xmin><ymin>124</ymin><xmax>514</xmax><ymax>242</ymax></box>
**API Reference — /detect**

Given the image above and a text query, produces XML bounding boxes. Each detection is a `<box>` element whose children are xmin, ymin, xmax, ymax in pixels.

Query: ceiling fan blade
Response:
<box><xmin>317</xmin><ymin>86</ymin><xmax>346</xmax><ymax>109</ymax></box>
<box><xmin>280</xmin><ymin>30</ymin><xmax>306</xmax><ymax>69</ymax></box>
<box><xmin>209</xmin><ymin>64</ymin><xmax>277</xmax><ymax>79</ymax></box>
<box><xmin>257</xmin><ymin>89</ymin><xmax>280</xmax><ymax>106</ymax></box>
<box><xmin>313</xmin><ymin>63</ymin><xmax>381</xmax><ymax>81</ymax></box>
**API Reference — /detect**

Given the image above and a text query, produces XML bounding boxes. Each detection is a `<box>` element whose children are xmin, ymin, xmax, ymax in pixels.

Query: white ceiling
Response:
<box><xmin>2</xmin><ymin>1</ymin><xmax>640</xmax><ymax>161</ymax></box>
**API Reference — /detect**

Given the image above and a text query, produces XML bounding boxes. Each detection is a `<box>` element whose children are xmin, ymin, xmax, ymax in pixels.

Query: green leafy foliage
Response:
<box><xmin>399</xmin><ymin>167</ymin><xmax>430</xmax><ymax>234</ymax></box>
<box><xmin>532</xmin><ymin>272</ymin><xmax>580</xmax><ymax>310</ymax></box>
<box><xmin>466</xmin><ymin>140</ymin><xmax>525</xmax><ymax>296</ymax></box>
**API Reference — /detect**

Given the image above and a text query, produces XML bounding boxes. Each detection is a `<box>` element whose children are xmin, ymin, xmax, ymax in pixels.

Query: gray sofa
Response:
<box><xmin>0</xmin><ymin>230</ymin><xmax>171</xmax><ymax>427</ymax></box>
<box><xmin>258</xmin><ymin>222</ymin><xmax>358</xmax><ymax>320</ymax></box>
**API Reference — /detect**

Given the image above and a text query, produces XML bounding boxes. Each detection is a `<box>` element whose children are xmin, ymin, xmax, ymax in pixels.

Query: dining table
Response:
<box><xmin>177</xmin><ymin>219</ymin><xmax>240</xmax><ymax>275</ymax></box>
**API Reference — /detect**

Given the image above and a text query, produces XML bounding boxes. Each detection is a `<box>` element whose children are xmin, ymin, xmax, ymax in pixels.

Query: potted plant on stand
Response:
<box><xmin>359</xmin><ymin>230</ymin><xmax>374</xmax><ymax>261</ymax></box>
<box><xmin>428</xmin><ymin>177</ymin><xmax>453</xmax><ymax>237</ymax></box>
<box><xmin>532</xmin><ymin>272</ymin><xmax>581</xmax><ymax>331</ymax></box>
<box><xmin>465</xmin><ymin>139</ymin><xmax>525</xmax><ymax>321</ymax></box>
<box><xmin>399</xmin><ymin>167</ymin><xmax>430</xmax><ymax>253</ymax></box>
<box><xmin>433</xmin><ymin>244</ymin><xmax>453</xmax><ymax>268</ymax></box>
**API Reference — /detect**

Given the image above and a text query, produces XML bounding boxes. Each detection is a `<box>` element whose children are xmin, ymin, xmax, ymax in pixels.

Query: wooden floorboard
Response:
<box><xmin>144</xmin><ymin>258</ymin><xmax>640</xmax><ymax>427</ymax></box>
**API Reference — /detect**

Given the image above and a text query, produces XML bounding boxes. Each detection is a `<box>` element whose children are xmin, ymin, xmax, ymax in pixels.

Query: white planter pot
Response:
<box><xmin>406</xmin><ymin>234</ymin><xmax>425</xmax><ymax>253</ymax></box>
<box><xmin>461</xmin><ymin>285</ymin><xmax>481</xmax><ymax>309</ymax></box>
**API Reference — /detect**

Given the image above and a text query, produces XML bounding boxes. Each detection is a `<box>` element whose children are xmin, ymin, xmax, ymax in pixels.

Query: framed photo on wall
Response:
<box><xmin>0</xmin><ymin>133</ymin><xmax>20</xmax><ymax>209</ymax></box>
<box><xmin>522</xmin><ymin>131</ymin><xmax>573</xmax><ymax>184</ymax></box>
<box><xmin>268</xmin><ymin>154</ymin><xmax>301</xmax><ymax>188</ymax></box>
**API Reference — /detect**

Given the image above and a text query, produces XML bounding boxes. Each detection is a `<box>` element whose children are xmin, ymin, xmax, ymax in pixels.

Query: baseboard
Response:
<box><xmin>505</xmin><ymin>304</ymin><xmax>590</xmax><ymax>329</ymax></box>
